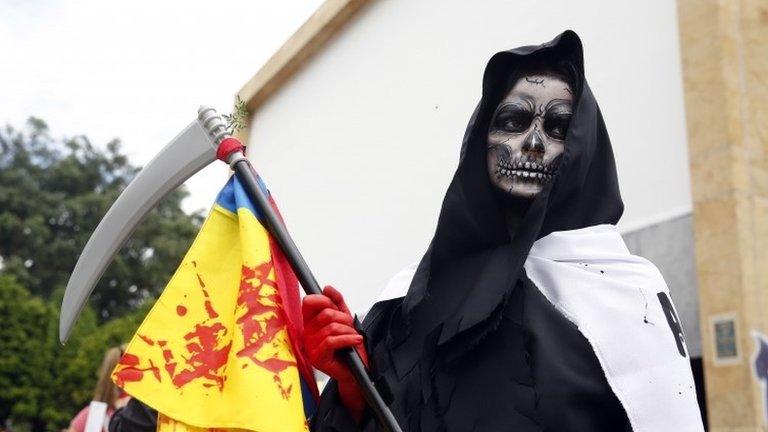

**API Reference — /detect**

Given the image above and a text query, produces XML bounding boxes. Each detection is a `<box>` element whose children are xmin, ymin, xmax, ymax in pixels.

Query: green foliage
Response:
<box><xmin>0</xmin><ymin>118</ymin><xmax>204</xmax><ymax>431</ymax></box>
<box><xmin>0</xmin><ymin>275</ymin><xmax>146</xmax><ymax>431</ymax></box>
<box><xmin>0</xmin><ymin>274</ymin><xmax>55</xmax><ymax>429</ymax></box>
<box><xmin>0</xmin><ymin>118</ymin><xmax>203</xmax><ymax>319</ymax></box>
<box><xmin>222</xmin><ymin>96</ymin><xmax>248</xmax><ymax>136</ymax></box>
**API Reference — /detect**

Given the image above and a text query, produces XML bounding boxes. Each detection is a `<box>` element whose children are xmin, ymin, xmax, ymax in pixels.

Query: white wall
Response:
<box><xmin>248</xmin><ymin>0</ymin><xmax>693</xmax><ymax>311</ymax></box>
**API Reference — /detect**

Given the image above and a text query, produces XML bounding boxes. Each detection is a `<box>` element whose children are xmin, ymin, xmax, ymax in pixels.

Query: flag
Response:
<box><xmin>112</xmin><ymin>174</ymin><xmax>318</xmax><ymax>431</ymax></box>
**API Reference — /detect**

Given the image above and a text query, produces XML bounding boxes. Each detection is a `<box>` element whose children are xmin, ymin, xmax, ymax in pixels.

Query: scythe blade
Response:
<box><xmin>59</xmin><ymin>117</ymin><xmax>219</xmax><ymax>343</ymax></box>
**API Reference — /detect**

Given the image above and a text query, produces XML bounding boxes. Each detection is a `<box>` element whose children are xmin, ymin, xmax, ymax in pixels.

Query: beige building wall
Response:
<box><xmin>234</xmin><ymin>0</ymin><xmax>768</xmax><ymax>429</ymax></box>
<box><xmin>240</xmin><ymin>0</ymin><xmax>693</xmax><ymax>312</ymax></box>
<box><xmin>678</xmin><ymin>0</ymin><xmax>768</xmax><ymax>430</ymax></box>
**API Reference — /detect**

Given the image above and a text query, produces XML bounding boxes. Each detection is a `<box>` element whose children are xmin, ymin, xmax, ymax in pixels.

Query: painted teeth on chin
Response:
<box><xmin>509</xmin><ymin>156</ymin><xmax>550</xmax><ymax>172</ymax></box>
<box><xmin>499</xmin><ymin>167</ymin><xmax>556</xmax><ymax>182</ymax></box>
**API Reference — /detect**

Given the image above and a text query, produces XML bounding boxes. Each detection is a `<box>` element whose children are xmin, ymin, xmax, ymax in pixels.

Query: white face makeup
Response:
<box><xmin>486</xmin><ymin>72</ymin><xmax>573</xmax><ymax>200</ymax></box>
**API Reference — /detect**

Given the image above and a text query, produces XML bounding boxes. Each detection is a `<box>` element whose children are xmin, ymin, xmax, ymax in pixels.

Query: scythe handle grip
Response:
<box><xmin>228</xmin><ymin>154</ymin><xmax>403</xmax><ymax>432</ymax></box>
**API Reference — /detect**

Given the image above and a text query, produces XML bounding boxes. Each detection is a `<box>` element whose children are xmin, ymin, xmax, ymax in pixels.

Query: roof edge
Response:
<box><xmin>237</xmin><ymin>0</ymin><xmax>371</xmax><ymax>116</ymax></box>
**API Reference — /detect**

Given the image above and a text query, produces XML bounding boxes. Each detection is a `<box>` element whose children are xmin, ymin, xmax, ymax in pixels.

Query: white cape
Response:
<box><xmin>374</xmin><ymin>224</ymin><xmax>704</xmax><ymax>432</ymax></box>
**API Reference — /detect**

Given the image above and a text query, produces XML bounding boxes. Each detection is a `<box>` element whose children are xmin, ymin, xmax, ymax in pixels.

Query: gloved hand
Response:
<box><xmin>302</xmin><ymin>285</ymin><xmax>368</xmax><ymax>421</ymax></box>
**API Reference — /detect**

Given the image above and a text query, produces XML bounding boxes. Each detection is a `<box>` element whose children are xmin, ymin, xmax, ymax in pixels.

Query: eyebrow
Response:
<box><xmin>506</xmin><ymin>92</ymin><xmax>537</xmax><ymax>105</ymax></box>
<box><xmin>496</xmin><ymin>96</ymin><xmax>535</xmax><ymax>113</ymax></box>
<box><xmin>544</xmin><ymin>98</ymin><xmax>573</xmax><ymax>113</ymax></box>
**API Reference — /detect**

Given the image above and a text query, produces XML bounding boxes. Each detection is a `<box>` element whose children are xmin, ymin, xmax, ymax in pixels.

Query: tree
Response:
<box><xmin>0</xmin><ymin>273</ymin><xmax>148</xmax><ymax>432</ymax></box>
<box><xmin>0</xmin><ymin>118</ymin><xmax>205</xmax><ymax>431</ymax></box>
<box><xmin>0</xmin><ymin>274</ymin><xmax>55</xmax><ymax>431</ymax></box>
<box><xmin>0</xmin><ymin>118</ymin><xmax>203</xmax><ymax>319</ymax></box>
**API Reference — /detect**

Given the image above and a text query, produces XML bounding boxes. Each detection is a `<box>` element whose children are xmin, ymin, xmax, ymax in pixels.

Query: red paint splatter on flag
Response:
<box><xmin>156</xmin><ymin>339</ymin><xmax>177</xmax><ymax>376</ymax></box>
<box><xmin>120</xmin><ymin>353</ymin><xmax>139</xmax><ymax>366</ymax></box>
<box><xmin>171</xmin><ymin>322</ymin><xmax>232</xmax><ymax>390</ymax></box>
<box><xmin>113</xmin><ymin>353</ymin><xmax>161</xmax><ymax>387</ymax></box>
<box><xmin>235</xmin><ymin>262</ymin><xmax>298</xmax><ymax>398</ymax></box>
<box><xmin>124</xmin><ymin>272</ymin><xmax>231</xmax><ymax>391</ymax></box>
<box><xmin>253</xmin><ymin>356</ymin><xmax>296</xmax><ymax>374</ymax></box>
<box><xmin>273</xmin><ymin>374</ymin><xmax>294</xmax><ymax>400</ymax></box>
<box><xmin>195</xmin><ymin>273</ymin><xmax>219</xmax><ymax>319</ymax></box>
<box><xmin>158</xmin><ymin>273</ymin><xmax>231</xmax><ymax>390</ymax></box>
<box><xmin>118</xmin><ymin>255</ymin><xmax>314</xmax><ymax>401</ymax></box>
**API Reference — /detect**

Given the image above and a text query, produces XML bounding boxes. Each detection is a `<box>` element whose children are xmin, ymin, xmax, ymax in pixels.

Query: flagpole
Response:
<box><xmin>201</xmin><ymin>108</ymin><xmax>403</xmax><ymax>432</ymax></box>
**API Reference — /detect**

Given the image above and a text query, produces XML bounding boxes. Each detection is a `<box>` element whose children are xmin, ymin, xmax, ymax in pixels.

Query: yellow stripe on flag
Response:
<box><xmin>113</xmin><ymin>197</ymin><xmax>309</xmax><ymax>431</ymax></box>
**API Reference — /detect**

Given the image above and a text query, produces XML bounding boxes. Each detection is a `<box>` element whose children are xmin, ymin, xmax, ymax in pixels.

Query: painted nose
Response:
<box><xmin>522</xmin><ymin>128</ymin><xmax>545</xmax><ymax>154</ymax></box>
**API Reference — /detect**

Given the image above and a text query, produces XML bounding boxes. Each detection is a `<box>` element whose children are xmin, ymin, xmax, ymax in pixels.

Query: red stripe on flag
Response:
<box><xmin>267</xmin><ymin>194</ymin><xmax>320</xmax><ymax>401</ymax></box>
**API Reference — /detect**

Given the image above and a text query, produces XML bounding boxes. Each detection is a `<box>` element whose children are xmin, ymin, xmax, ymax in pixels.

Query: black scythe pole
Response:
<box><xmin>227</xmin><ymin>155</ymin><xmax>403</xmax><ymax>432</ymax></box>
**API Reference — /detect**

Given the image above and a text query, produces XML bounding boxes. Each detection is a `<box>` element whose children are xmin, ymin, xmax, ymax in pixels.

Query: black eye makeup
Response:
<box><xmin>543</xmin><ymin>111</ymin><xmax>572</xmax><ymax>140</ymax></box>
<box><xmin>492</xmin><ymin>103</ymin><xmax>533</xmax><ymax>134</ymax></box>
<box><xmin>492</xmin><ymin>100</ymin><xmax>572</xmax><ymax>140</ymax></box>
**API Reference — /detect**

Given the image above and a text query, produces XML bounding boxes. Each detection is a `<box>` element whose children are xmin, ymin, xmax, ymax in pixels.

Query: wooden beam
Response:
<box><xmin>237</xmin><ymin>0</ymin><xmax>371</xmax><ymax>121</ymax></box>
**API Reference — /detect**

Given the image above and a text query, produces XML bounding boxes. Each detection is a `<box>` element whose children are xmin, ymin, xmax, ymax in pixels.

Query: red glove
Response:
<box><xmin>303</xmin><ymin>285</ymin><xmax>369</xmax><ymax>421</ymax></box>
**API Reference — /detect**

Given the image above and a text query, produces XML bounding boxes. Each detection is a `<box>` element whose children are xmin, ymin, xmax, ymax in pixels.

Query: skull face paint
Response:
<box><xmin>487</xmin><ymin>71</ymin><xmax>573</xmax><ymax>199</ymax></box>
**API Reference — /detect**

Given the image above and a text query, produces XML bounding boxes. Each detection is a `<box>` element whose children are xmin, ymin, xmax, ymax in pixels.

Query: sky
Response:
<box><xmin>0</xmin><ymin>0</ymin><xmax>324</xmax><ymax>213</ymax></box>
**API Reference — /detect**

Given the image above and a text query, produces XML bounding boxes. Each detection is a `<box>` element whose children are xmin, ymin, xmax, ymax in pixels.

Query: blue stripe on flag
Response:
<box><xmin>215</xmin><ymin>174</ymin><xmax>270</xmax><ymax>220</ymax></box>
<box><xmin>300</xmin><ymin>377</ymin><xmax>317</xmax><ymax>419</ymax></box>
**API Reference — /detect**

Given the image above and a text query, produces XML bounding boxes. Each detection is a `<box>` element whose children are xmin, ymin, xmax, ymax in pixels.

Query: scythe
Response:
<box><xmin>59</xmin><ymin>106</ymin><xmax>402</xmax><ymax>432</ymax></box>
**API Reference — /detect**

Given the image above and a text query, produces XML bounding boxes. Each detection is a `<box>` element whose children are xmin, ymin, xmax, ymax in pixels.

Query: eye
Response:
<box><xmin>544</xmin><ymin>112</ymin><xmax>571</xmax><ymax>140</ymax></box>
<box><xmin>493</xmin><ymin>105</ymin><xmax>532</xmax><ymax>133</ymax></box>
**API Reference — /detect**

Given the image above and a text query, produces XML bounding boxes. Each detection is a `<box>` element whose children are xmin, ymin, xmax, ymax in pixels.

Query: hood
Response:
<box><xmin>389</xmin><ymin>30</ymin><xmax>623</xmax><ymax>364</ymax></box>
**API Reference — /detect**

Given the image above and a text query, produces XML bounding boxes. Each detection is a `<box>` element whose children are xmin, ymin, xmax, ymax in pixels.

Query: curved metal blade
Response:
<box><xmin>59</xmin><ymin>120</ymin><xmax>217</xmax><ymax>343</ymax></box>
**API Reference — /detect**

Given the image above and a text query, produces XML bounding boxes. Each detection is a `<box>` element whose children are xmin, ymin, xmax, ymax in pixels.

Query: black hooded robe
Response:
<box><xmin>311</xmin><ymin>31</ymin><xmax>701</xmax><ymax>432</ymax></box>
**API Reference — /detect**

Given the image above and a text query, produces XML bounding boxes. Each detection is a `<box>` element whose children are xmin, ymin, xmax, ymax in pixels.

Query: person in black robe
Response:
<box><xmin>302</xmin><ymin>30</ymin><xmax>703</xmax><ymax>432</ymax></box>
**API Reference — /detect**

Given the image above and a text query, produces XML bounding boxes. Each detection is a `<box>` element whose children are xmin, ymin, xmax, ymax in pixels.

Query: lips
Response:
<box><xmin>495</xmin><ymin>156</ymin><xmax>556</xmax><ymax>182</ymax></box>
